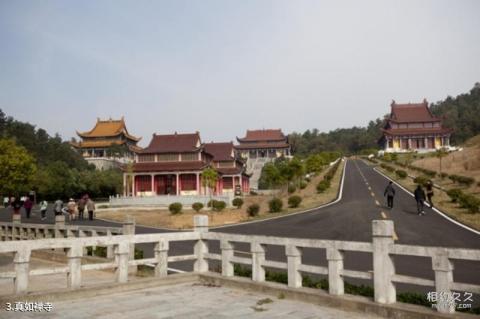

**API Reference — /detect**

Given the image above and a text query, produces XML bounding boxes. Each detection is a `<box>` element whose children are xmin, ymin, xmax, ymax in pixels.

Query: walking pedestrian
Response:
<box><xmin>24</xmin><ymin>197</ymin><xmax>33</xmax><ymax>219</ymax></box>
<box><xmin>414</xmin><ymin>185</ymin><xmax>426</xmax><ymax>216</ymax></box>
<box><xmin>77</xmin><ymin>197</ymin><xmax>86</xmax><ymax>220</ymax></box>
<box><xmin>67</xmin><ymin>198</ymin><xmax>77</xmax><ymax>221</ymax></box>
<box><xmin>54</xmin><ymin>199</ymin><xmax>63</xmax><ymax>216</ymax></box>
<box><xmin>40</xmin><ymin>199</ymin><xmax>48</xmax><ymax>220</ymax></box>
<box><xmin>86</xmin><ymin>198</ymin><xmax>95</xmax><ymax>221</ymax></box>
<box><xmin>11</xmin><ymin>197</ymin><xmax>22</xmax><ymax>215</ymax></box>
<box><xmin>3</xmin><ymin>197</ymin><xmax>9</xmax><ymax>208</ymax></box>
<box><xmin>426</xmin><ymin>181</ymin><xmax>434</xmax><ymax>208</ymax></box>
<box><xmin>383</xmin><ymin>181</ymin><xmax>396</xmax><ymax>209</ymax></box>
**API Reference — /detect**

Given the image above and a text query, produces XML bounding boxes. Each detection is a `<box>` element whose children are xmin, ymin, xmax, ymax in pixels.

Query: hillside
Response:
<box><xmin>412</xmin><ymin>135</ymin><xmax>480</xmax><ymax>184</ymax></box>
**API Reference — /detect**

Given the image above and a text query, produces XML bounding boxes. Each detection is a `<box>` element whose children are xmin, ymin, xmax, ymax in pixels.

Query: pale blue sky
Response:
<box><xmin>1</xmin><ymin>0</ymin><xmax>479</xmax><ymax>146</ymax></box>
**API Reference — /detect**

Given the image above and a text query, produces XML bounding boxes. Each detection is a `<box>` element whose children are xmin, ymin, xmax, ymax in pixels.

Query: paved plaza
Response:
<box><xmin>1</xmin><ymin>282</ymin><xmax>383</xmax><ymax>319</ymax></box>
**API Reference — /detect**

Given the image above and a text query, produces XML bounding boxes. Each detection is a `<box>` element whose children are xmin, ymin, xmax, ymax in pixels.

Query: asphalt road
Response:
<box><xmin>1</xmin><ymin>159</ymin><xmax>479</xmax><ymax>296</ymax></box>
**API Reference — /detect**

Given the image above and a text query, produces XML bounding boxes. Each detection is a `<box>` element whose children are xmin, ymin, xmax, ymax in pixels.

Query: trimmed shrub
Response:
<box><xmin>316</xmin><ymin>180</ymin><xmax>330</xmax><ymax>193</ymax></box>
<box><xmin>413</xmin><ymin>175</ymin><xmax>429</xmax><ymax>186</ymax></box>
<box><xmin>439</xmin><ymin>173</ymin><xmax>448</xmax><ymax>179</ymax></box>
<box><xmin>458</xmin><ymin>194</ymin><xmax>480</xmax><ymax>214</ymax></box>
<box><xmin>250</xmin><ymin>190</ymin><xmax>258</xmax><ymax>196</ymax></box>
<box><xmin>456</xmin><ymin>176</ymin><xmax>475</xmax><ymax>187</ymax></box>
<box><xmin>446</xmin><ymin>189</ymin><xmax>463</xmax><ymax>203</ymax></box>
<box><xmin>247</xmin><ymin>204</ymin><xmax>260</xmax><ymax>217</ymax></box>
<box><xmin>299</xmin><ymin>181</ymin><xmax>308</xmax><ymax>189</ymax></box>
<box><xmin>288</xmin><ymin>195</ymin><xmax>302</xmax><ymax>208</ymax></box>
<box><xmin>169</xmin><ymin>202</ymin><xmax>183</xmax><ymax>215</ymax></box>
<box><xmin>288</xmin><ymin>185</ymin><xmax>297</xmax><ymax>193</ymax></box>
<box><xmin>232</xmin><ymin>197</ymin><xmax>244</xmax><ymax>209</ymax></box>
<box><xmin>192</xmin><ymin>202</ymin><xmax>204</xmax><ymax>212</ymax></box>
<box><xmin>268</xmin><ymin>197</ymin><xmax>283</xmax><ymax>213</ymax></box>
<box><xmin>395</xmin><ymin>170</ymin><xmax>407</xmax><ymax>179</ymax></box>
<box><xmin>207</xmin><ymin>199</ymin><xmax>214</xmax><ymax>207</ymax></box>
<box><xmin>212</xmin><ymin>200</ymin><xmax>226</xmax><ymax>212</ymax></box>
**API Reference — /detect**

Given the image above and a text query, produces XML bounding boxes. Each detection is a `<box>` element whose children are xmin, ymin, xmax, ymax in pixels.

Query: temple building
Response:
<box><xmin>235</xmin><ymin>129</ymin><xmax>290</xmax><ymax>190</ymax></box>
<box><xmin>381</xmin><ymin>99</ymin><xmax>452</xmax><ymax>153</ymax></box>
<box><xmin>124</xmin><ymin>132</ymin><xmax>249</xmax><ymax>197</ymax></box>
<box><xmin>71</xmin><ymin>117</ymin><xmax>142</xmax><ymax>169</ymax></box>
<box><xmin>235</xmin><ymin>129</ymin><xmax>290</xmax><ymax>159</ymax></box>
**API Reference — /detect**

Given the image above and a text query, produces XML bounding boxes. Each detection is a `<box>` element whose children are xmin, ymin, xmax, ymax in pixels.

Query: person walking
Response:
<box><xmin>24</xmin><ymin>197</ymin><xmax>33</xmax><ymax>219</ymax></box>
<box><xmin>11</xmin><ymin>197</ymin><xmax>22</xmax><ymax>216</ymax></box>
<box><xmin>383</xmin><ymin>181</ymin><xmax>396</xmax><ymax>209</ymax></box>
<box><xmin>426</xmin><ymin>181</ymin><xmax>434</xmax><ymax>208</ymax></box>
<box><xmin>3</xmin><ymin>197</ymin><xmax>9</xmax><ymax>208</ymax></box>
<box><xmin>39</xmin><ymin>199</ymin><xmax>48</xmax><ymax>220</ymax></box>
<box><xmin>67</xmin><ymin>198</ymin><xmax>77</xmax><ymax>221</ymax></box>
<box><xmin>53</xmin><ymin>199</ymin><xmax>63</xmax><ymax>216</ymax></box>
<box><xmin>414</xmin><ymin>185</ymin><xmax>426</xmax><ymax>216</ymax></box>
<box><xmin>86</xmin><ymin>198</ymin><xmax>95</xmax><ymax>221</ymax></box>
<box><xmin>77</xmin><ymin>197</ymin><xmax>86</xmax><ymax>220</ymax></box>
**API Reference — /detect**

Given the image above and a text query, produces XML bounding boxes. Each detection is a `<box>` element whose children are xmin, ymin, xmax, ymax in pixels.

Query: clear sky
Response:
<box><xmin>1</xmin><ymin>0</ymin><xmax>479</xmax><ymax>146</ymax></box>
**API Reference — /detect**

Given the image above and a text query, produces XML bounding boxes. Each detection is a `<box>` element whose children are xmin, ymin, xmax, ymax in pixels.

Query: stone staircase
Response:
<box><xmin>246</xmin><ymin>157</ymin><xmax>274</xmax><ymax>190</ymax></box>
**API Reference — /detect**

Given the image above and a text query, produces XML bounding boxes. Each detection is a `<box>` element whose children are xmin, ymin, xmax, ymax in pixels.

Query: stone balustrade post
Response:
<box><xmin>251</xmin><ymin>242</ymin><xmax>265</xmax><ymax>282</ymax></box>
<box><xmin>115</xmin><ymin>242</ymin><xmax>130</xmax><ymax>283</ymax></box>
<box><xmin>220</xmin><ymin>240</ymin><xmax>234</xmax><ymax>277</ymax></box>
<box><xmin>14</xmin><ymin>247</ymin><xmax>31</xmax><ymax>294</ymax></box>
<box><xmin>106</xmin><ymin>230</ymin><xmax>114</xmax><ymax>259</ymax></box>
<box><xmin>432</xmin><ymin>249</ymin><xmax>455</xmax><ymax>314</ymax></box>
<box><xmin>286</xmin><ymin>245</ymin><xmax>302</xmax><ymax>288</ymax></box>
<box><xmin>12</xmin><ymin>214</ymin><xmax>21</xmax><ymax>225</ymax></box>
<box><xmin>67</xmin><ymin>244</ymin><xmax>83</xmax><ymax>289</ymax></box>
<box><xmin>327</xmin><ymin>243</ymin><xmax>344</xmax><ymax>295</ymax></box>
<box><xmin>154</xmin><ymin>239</ymin><xmax>169</xmax><ymax>277</ymax></box>
<box><xmin>78</xmin><ymin>230</ymin><xmax>88</xmax><ymax>256</ymax></box>
<box><xmin>372</xmin><ymin>220</ymin><xmax>396</xmax><ymax>304</ymax></box>
<box><xmin>55</xmin><ymin>215</ymin><xmax>65</xmax><ymax>226</ymax></box>
<box><xmin>193</xmin><ymin>215</ymin><xmax>209</xmax><ymax>272</ymax></box>
<box><xmin>123</xmin><ymin>216</ymin><xmax>137</xmax><ymax>274</ymax></box>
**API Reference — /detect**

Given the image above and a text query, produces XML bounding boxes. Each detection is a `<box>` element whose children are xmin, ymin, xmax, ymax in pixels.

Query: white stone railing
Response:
<box><xmin>109</xmin><ymin>194</ymin><xmax>234</xmax><ymax>208</ymax></box>
<box><xmin>0</xmin><ymin>217</ymin><xmax>478</xmax><ymax>315</ymax></box>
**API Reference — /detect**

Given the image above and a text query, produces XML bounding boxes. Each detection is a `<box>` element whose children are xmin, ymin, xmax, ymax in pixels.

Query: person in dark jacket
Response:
<box><xmin>384</xmin><ymin>181</ymin><xmax>396</xmax><ymax>209</ymax></box>
<box><xmin>24</xmin><ymin>197</ymin><xmax>33</xmax><ymax>219</ymax></box>
<box><xmin>77</xmin><ymin>197</ymin><xmax>86</xmax><ymax>220</ymax></box>
<box><xmin>414</xmin><ymin>185</ymin><xmax>426</xmax><ymax>215</ymax></box>
<box><xmin>425</xmin><ymin>181</ymin><xmax>434</xmax><ymax>208</ymax></box>
<box><xmin>11</xmin><ymin>197</ymin><xmax>22</xmax><ymax>215</ymax></box>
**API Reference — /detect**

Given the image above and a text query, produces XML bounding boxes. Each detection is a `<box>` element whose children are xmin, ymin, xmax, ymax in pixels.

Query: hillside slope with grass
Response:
<box><xmin>412</xmin><ymin>135</ymin><xmax>480</xmax><ymax>182</ymax></box>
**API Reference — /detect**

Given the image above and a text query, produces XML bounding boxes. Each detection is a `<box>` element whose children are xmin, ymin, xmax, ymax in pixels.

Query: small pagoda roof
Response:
<box><xmin>76</xmin><ymin>117</ymin><xmax>141</xmax><ymax>142</ymax></box>
<box><xmin>389</xmin><ymin>99</ymin><xmax>441</xmax><ymax>123</ymax></box>
<box><xmin>237</xmin><ymin>129</ymin><xmax>286</xmax><ymax>143</ymax></box>
<box><xmin>204</xmin><ymin>142</ymin><xmax>235</xmax><ymax>161</ymax></box>
<box><xmin>141</xmin><ymin>132</ymin><xmax>202</xmax><ymax>154</ymax></box>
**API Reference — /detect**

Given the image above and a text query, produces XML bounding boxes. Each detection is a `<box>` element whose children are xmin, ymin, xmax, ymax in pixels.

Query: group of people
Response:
<box><xmin>53</xmin><ymin>196</ymin><xmax>96</xmax><ymax>221</ymax></box>
<box><xmin>4</xmin><ymin>195</ymin><xmax>96</xmax><ymax>221</ymax></box>
<box><xmin>383</xmin><ymin>180</ymin><xmax>434</xmax><ymax>215</ymax></box>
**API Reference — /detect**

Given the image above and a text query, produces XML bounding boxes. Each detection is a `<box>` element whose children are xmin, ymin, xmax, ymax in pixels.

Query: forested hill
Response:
<box><xmin>0</xmin><ymin>109</ymin><xmax>89</xmax><ymax>170</ymax></box>
<box><xmin>290</xmin><ymin>83</ymin><xmax>480</xmax><ymax>156</ymax></box>
<box><xmin>430</xmin><ymin>83</ymin><xmax>480</xmax><ymax>145</ymax></box>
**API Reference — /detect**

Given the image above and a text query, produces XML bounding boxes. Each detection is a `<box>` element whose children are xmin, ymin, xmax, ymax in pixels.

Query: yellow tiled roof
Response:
<box><xmin>76</xmin><ymin>117</ymin><xmax>141</xmax><ymax>142</ymax></box>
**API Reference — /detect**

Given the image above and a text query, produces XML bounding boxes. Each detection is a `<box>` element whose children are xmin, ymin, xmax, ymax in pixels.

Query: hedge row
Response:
<box><xmin>316</xmin><ymin>160</ymin><xmax>341</xmax><ymax>193</ymax></box>
<box><xmin>446</xmin><ymin>189</ymin><xmax>480</xmax><ymax>214</ymax></box>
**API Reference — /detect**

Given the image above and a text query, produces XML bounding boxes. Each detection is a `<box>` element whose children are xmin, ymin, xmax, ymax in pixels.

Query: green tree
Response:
<box><xmin>201</xmin><ymin>167</ymin><xmax>218</xmax><ymax>200</ymax></box>
<box><xmin>0</xmin><ymin>139</ymin><xmax>37</xmax><ymax>196</ymax></box>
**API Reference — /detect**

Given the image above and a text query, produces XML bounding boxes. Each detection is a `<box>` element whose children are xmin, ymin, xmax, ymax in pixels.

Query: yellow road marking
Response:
<box><xmin>393</xmin><ymin>231</ymin><xmax>399</xmax><ymax>241</ymax></box>
<box><xmin>381</xmin><ymin>212</ymin><xmax>387</xmax><ymax>219</ymax></box>
<box><xmin>375</xmin><ymin>200</ymin><xmax>380</xmax><ymax>206</ymax></box>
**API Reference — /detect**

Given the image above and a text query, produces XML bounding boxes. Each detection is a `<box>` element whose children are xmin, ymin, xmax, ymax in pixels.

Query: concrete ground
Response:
<box><xmin>0</xmin><ymin>282</ymin><xmax>383</xmax><ymax>319</ymax></box>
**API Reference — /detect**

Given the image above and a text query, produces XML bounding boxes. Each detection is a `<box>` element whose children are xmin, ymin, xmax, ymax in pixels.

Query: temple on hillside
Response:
<box><xmin>380</xmin><ymin>99</ymin><xmax>452</xmax><ymax>153</ymax></box>
<box><xmin>124</xmin><ymin>132</ymin><xmax>249</xmax><ymax>197</ymax></box>
<box><xmin>71</xmin><ymin>117</ymin><xmax>142</xmax><ymax>169</ymax></box>
<box><xmin>235</xmin><ymin>129</ymin><xmax>290</xmax><ymax>159</ymax></box>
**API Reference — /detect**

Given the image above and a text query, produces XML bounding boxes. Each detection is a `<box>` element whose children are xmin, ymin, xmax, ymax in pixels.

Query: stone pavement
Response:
<box><xmin>0</xmin><ymin>282</ymin><xmax>383</xmax><ymax>319</ymax></box>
